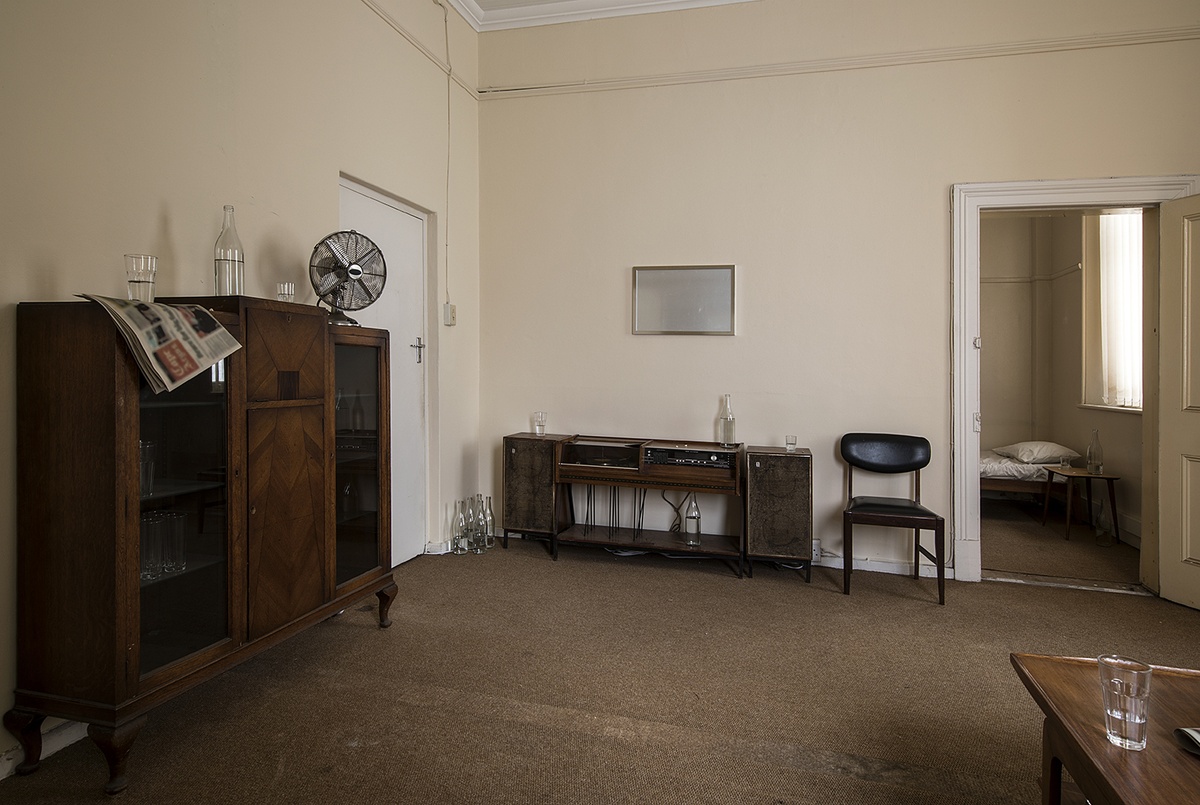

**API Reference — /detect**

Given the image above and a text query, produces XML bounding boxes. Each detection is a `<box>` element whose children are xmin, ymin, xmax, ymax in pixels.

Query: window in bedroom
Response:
<box><xmin>1083</xmin><ymin>209</ymin><xmax>1143</xmax><ymax>410</ymax></box>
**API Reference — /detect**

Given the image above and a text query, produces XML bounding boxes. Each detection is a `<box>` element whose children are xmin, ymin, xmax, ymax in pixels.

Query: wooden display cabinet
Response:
<box><xmin>5</xmin><ymin>298</ymin><xmax>396</xmax><ymax>794</ymax></box>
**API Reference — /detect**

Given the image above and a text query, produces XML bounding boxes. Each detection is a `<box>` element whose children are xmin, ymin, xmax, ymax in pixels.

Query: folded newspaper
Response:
<box><xmin>81</xmin><ymin>294</ymin><xmax>242</xmax><ymax>394</ymax></box>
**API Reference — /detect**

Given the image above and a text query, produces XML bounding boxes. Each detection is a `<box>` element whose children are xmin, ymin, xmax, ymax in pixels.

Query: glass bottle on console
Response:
<box><xmin>684</xmin><ymin>494</ymin><xmax>702</xmax><ymax>546</ymax></box>
<box><xmin>719</xmin><ymin>394</ymin><xmax>736</xmax><ymax>448</ymax></box>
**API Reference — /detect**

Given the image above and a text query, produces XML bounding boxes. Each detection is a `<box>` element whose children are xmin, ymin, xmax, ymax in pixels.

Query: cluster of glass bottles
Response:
<box><xmin>452</xmin><ymin>494</ymin><xmax>496</xmax><ymax>555</ymax></box>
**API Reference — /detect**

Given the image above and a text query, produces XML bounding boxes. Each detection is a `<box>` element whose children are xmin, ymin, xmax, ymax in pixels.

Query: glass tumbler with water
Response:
<box><xmin>1098</xmin><ymin>654</ymin><xmax>1152</xmax><ymax>750</ymax></box>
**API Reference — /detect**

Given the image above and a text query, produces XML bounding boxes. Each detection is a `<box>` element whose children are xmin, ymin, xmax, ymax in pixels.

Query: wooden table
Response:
<box><xmin>1011</xmin><ymin>653</ymin><xmax>1200</xmax><ymax>804</ymax></box>
<box><xmin>1041</xmin><ymin>465</ymin><xmax>1121</xmax><ymax>541</ymax></box>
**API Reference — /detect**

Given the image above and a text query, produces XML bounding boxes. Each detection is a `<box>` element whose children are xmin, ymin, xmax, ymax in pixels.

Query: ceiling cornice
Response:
<box><xmin>477</xmin><ymin>23</ymin><xmax>1200</xmax><ymax>98</ymax></box>
<box><xmin>445</xmin><ymin>0</ymin><xmax>757</xmax><ymax>32</ymax></box>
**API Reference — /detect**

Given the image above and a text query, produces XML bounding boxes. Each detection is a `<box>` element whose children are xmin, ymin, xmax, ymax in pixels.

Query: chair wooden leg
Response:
<box><xmin>913</xmin><ymin>530</ymin><xmax>921</xmax><ymax>579</ymax></box>
<box><xmin>935</xmin><ymin>520</ymin><xmax>945</xmax><ymax>605</ymax></box>
<box><xmin>842</xmin><ymin>514</ymin><xmax>852</xmax><ymax>595</ymax></box>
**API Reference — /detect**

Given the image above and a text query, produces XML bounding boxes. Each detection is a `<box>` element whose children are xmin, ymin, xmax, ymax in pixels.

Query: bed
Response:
<box><xmin>980</xmin><ymin>441</ymin><xmax>1078</xmax><ymax>497</ymax></box>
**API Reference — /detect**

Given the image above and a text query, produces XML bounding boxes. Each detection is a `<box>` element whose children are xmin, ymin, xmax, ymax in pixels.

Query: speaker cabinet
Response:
<box><xmin>744</xmin><ymin>446</ymin><xmax>813</xmax><ymax>563</ymax></box>
<box><xmin>502</xmin><ymin>433</ymin><xmax>573</xmax><ymax>537</ymax></box>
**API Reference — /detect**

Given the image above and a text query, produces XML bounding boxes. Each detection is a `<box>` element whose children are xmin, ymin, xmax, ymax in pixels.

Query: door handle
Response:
<box><xmin>410</xmin><ymin>337</ymin><xmax>425</xmax><ymax>364</ymax></box>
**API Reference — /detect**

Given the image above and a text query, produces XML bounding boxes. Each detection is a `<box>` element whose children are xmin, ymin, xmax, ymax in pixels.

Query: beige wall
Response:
<box><xmin>0</xmin><ymin>0</ymin><xmax>480</xmax><ymax>750</ymax></box>
<box><xmin>477</xmin><ymin>1</ymin><xmax>1199</xmax><ymax>557</ymax></box>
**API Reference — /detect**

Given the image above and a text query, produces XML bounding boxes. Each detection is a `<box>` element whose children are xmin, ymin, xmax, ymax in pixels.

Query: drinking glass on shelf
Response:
<box><xmin>139</xmin><ymin>440</ymin><xmax>156</xmax><ymax>497</ymax></box>
<box><xmin>140</xmin><ymin>512</ymin><xmax>163</xmax><ymax>581</ymax></box>
<box><xmin>533</xmin><ymin>411</ymin><xmax>547</xmax><ymax>437</ymax></box>
<box><xmin>162</xmin><ymin>511</ymin><xmax>188</xmax><ymax>574</ymax></box>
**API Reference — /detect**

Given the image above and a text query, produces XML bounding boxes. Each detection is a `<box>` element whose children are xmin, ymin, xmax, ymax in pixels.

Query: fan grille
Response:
<box><xmin>309</xmin><ymin>230</ymin><xmax>387</xmax><ymax>314</ymax></box>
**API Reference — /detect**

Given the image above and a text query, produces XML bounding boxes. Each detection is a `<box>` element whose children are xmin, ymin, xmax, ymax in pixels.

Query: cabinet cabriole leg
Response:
<box><xmin>88</xmin><ymin>715</ymin><xmax>146</xmax><ymax>795</ymax></box>
<box><xmin>3</xmin><ymin>709</ymin><xmax>46</xmax><ymax>774</ymax></box>
<box><xmin>376</xmin><ymin>581</ymin><xmax>398</xmax><ymax>628</ymax></box>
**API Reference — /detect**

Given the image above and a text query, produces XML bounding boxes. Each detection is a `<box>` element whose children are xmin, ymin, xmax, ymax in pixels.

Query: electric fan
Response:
<box><xmin>308</xmin><ymin>230</ymin><xmax>387</xmax><ymax>325</ymax></box>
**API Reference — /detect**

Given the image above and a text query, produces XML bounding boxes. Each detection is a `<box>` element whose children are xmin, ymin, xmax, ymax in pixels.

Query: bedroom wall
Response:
<box><xmin>1046</xmin><ymin>216</ymin><xmax>1144</xmax><ymax>538</ymax></box>
<box><xmin>476</xmin><ymin>0</ymin><xmax>1194</xmax><ymax>563</ymax></box>
<box><xmin>980</xmin><ymin>216</ymin><xmax>1036</xmax><ymax>449</ymax></box>
<box><xmin>1</xmin><ymin>0</ymin><xmax>481</xmax><ymax>762</ymax></box>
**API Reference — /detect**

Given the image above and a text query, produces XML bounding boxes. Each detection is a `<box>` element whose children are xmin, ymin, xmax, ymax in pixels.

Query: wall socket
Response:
<box><xmin>443</xmin><ymin>302</ymin><xmax>457</xmax><ymax>326</ymax></box>
<box><xmin>811</xmin><ymin>538</ymin><xmax>822</xmax><ymax>563</ymax></box>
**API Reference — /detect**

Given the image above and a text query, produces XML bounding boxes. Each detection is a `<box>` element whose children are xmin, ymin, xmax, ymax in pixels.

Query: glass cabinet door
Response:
<box><xmin>137</xmin><ymin>361</ymin><xmax>229</xmax><ymax>675</ymax></box>
<box><xmin>334</xmin><ymin>343</ymin><xmax>383</xmax><ymax>585</ymax></box>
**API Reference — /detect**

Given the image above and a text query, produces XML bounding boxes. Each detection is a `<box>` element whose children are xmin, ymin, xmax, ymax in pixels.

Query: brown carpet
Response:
<box><xmin>4</xmin><ymin>538</ymin><xmax>1198</xmax><ymax>804</ymax></box>
<box><xmin>980</xmin><ymin>496</ymin><xmax>1140</xmax><ymax>583</ymax></box>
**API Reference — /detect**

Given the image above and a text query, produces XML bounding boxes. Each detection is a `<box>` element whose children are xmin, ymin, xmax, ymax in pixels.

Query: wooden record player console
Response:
<box><xmin>501</xmin><ymin>433</ymin><xmax>812</xmax><ymax>578</ymax></box>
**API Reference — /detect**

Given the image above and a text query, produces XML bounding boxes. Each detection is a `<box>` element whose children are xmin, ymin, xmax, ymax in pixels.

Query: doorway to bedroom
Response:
<box><xmin>978</xmin><ymin>207</ymin><xmax>1141</xmax><ymax>590</ymax></box>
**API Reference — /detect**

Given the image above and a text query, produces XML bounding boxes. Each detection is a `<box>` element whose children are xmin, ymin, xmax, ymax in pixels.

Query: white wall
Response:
<box><xmin>477</xmin><ymin>0</ymin><xmax>1200</xmax><ymax>565</ymax></box>
<box><xmin>0</xmin><ymin>0</ymin><xmax>480</xmax><ymax>759</ymax></box>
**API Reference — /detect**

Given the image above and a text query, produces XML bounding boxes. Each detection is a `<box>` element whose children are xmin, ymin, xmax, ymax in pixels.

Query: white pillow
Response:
<box><xmin>992</xmin><ymin>441</ymin><xmax>1080</xmax><ymax>464</ymax></box>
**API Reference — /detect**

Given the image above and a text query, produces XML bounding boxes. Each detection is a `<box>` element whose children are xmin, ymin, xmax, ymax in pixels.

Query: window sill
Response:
<box><xmin>1077</xmin><ymin>403</ymin><xmax>1142</xmax><ymax>416</ymax></box>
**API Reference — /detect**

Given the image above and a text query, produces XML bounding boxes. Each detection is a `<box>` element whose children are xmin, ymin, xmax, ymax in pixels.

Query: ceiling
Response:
<box><xmin>446</xmin><ymin>0</ymin><xmax>757</xmax><ymax>32</ymax></box>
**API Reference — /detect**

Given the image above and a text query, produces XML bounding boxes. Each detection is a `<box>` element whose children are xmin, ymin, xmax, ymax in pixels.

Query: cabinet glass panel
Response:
<box><xmin>138</xmin><ymin>361</ymin><xmax>229</xmax><ymax>675</ymax></box>
<box><xmin>335</xmin><ymin>344</ymin><xmax>382</xmax><ymax>584</ymax></box>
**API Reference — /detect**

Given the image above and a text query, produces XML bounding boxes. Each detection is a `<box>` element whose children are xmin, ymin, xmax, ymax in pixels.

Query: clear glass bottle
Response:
<box><xmin>472</xmin><ymin>494</ymin><xmax>487</xmax><ymax>554</ymax></box>
<box><xmin>1087</xmin><ymin>429</ymin><xmax>1104</xmax><ymax>474</ymax></box>
<box><xmin>483</xmin><ymin>495</ymin><xmax>496</xmax><ymax>550</ymax></box>
<box><xmin>452</xmin><ymin>500</ymin><xmax>468</xmax><ymax>555</ymax></box>
<box><xmin>719</xmin><ymin>394</ymin><xmax>736</xmax><ymax>448</ymax></box>
<box><xmin>684</xmin><ymin>494</ymin><xmax>702</xmax><ymax>546</ymax></box>
<box><xmin>464</xmin><ymin>496</ymin><xmax>477</xmax><ymax>552</ymax></box>
<box><xmin>214</xmin><ymin>204</ymin><xmax>245</xmax><ymax>295</ymax></box>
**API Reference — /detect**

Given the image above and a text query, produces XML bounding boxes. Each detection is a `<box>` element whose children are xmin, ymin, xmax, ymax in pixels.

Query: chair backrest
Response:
<box><xmin>840</xmin><ymin>432</ymin><xmax>931</xmax><ymax>502</ymax></box>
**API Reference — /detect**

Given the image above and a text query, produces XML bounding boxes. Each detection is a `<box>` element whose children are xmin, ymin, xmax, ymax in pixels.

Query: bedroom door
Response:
<box><xmin>1158</xmin><ymin>192</ymin><xmax>1200</xmax><ymax>608</ymax></box>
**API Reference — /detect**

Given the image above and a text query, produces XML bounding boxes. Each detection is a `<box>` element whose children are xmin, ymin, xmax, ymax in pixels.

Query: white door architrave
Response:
<box><xmin>951</xmin><ymin>175</ymin><xmax>1200</xmax><ymax>584</ymax></box>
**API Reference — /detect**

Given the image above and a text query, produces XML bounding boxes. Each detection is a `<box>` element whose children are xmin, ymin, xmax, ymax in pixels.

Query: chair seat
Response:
<box><xmin>846</xmin><ymin>495</ymin><xmax>943</xmax><ymax>523</ymax></box>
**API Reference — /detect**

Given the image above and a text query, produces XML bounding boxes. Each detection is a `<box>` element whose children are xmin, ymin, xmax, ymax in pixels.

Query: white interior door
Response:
<box><xmin>1158</xmin><ymin>192</ymin><xmax>1200</xmax><ymax>607</ymax></box>
<box><xmin>339</xmin><ymin>179</ymin><xmax>427</xmax><ymax>565</ymax></box>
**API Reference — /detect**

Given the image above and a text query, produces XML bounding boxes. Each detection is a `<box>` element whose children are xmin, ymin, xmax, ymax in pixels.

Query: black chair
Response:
<box><xmin>840</xmin><ymin>432</ymin><xmax>945</xmax><ymax>605</ymax></box>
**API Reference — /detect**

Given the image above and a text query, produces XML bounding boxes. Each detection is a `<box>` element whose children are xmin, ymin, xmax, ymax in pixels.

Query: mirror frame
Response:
<box><xmin>631</xmin><ymin>265</ymin><xmax>736</xmax><ymax>336</ymax></box>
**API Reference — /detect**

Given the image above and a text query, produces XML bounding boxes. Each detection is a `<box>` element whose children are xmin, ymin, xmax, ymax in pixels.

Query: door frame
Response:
<box><xmin>951</xmin><ymin>175</ymin><xmax>1200</xmax><ymax>582</ymax></box>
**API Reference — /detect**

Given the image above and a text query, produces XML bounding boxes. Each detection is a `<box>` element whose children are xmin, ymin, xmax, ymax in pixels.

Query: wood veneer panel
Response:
<box><xmin>246</xmin><ymin>405</ymin><xmax>327</xmax><ymax>640</ymax></box>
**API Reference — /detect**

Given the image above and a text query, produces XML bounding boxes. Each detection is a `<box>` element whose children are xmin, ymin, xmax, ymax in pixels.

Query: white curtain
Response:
<box><xmin>1099</xmin><ymin>211</ymin><xmax>1143</xmax><ymax>408</ymax></box>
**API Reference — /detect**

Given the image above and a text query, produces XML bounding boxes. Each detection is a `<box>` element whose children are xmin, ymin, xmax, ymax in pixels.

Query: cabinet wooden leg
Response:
<box><xmin>3</xmin><ymin>709</ymin><xmax>46</xmax><ymax>774</ymax></box>
<box><xmin>88</xmin><ymin>715</ymin><xmax>146</xmax><ymax>795</ymax></box>
<box><xmin>376</xmin><ymin>581</ymin><xmax>398</xmax><ymax>629</ymax></box>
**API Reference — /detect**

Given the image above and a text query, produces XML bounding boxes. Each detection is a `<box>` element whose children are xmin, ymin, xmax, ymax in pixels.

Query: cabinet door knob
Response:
<box><xmin>250</xmin><ymin>505</ymin><xmax>256</xmax><ymax>515</ymax></box>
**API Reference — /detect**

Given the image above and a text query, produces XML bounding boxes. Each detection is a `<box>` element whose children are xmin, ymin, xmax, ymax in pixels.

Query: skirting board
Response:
<box><xmin>0</xmin><ymin>719</ymin><xmax>88</xmax><ymax>782</ymax></box>
<box><xmin>810</xmin><ymin>555</ymin><xmax>957</xmax><ymax>581</ymax></box>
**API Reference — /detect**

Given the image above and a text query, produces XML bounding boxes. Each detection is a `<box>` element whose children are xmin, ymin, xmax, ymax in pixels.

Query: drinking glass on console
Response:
<box><xmin>533</xmin><ymin>411</ymin><xmax>547</xmax><ymax>437</ymax></box>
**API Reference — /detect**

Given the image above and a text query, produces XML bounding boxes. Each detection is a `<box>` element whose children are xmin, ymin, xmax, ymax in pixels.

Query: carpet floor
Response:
<box><xmin>3</xmin><ymin>536</ymin><xmax>1196</xmax><ymax>804</ymax></box>
<box><xmin>980</xmin><ymin>496</ymin><xmax>1139</xmax><ymax>584</ymax></box>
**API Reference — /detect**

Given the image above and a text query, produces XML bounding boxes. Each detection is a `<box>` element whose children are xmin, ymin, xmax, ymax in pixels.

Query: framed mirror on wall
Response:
<box><xmin>632</xmin><ymin>265</ymin><xmax>736</xmax><ymax>335</ymax></box>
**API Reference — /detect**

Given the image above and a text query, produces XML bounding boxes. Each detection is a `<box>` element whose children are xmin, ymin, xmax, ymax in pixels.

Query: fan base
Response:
<box><xmin>327</xmin><ymin>309</ymin><xmax>359</xmax><ymax>326</ymax></box>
